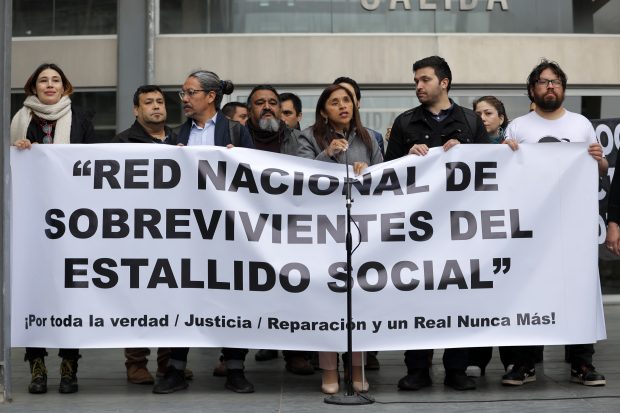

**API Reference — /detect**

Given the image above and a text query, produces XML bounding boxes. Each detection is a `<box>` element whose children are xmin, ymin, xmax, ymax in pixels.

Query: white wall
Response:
<box><xmin>11</xmin><ymin>34</ymin><xmax>620</xmax><ymax>88</ymax></box>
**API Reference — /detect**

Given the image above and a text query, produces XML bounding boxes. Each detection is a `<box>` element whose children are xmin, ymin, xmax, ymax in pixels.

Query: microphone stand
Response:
<box><xmin>324</xmin><ymin>129</ymin><xmax>374</xmax><ymax>406</ymax></box>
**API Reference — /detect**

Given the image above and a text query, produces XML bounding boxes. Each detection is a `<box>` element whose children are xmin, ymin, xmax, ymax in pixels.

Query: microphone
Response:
<box><xmin>342</xmin><ymin>128</ymin><xmax>351</xmax><ymax>198</ymax></box>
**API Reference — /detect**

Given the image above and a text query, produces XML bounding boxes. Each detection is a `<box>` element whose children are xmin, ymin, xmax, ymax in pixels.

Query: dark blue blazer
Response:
<box><xmin>172</xmin><ymin>111</ymin><xmax>254</xmax><ymax>148</ymax></box>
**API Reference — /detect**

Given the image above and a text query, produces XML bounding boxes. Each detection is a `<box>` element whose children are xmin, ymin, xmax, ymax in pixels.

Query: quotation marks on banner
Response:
<box><xmin>73</xmin><ymin>160</ymin><xmax>92</xmax><ymax>176</ymax></box>
<box><xmin>492</xmin><ymin>257</ymin><xmax>511</xmax><ymax>274</ymax></box>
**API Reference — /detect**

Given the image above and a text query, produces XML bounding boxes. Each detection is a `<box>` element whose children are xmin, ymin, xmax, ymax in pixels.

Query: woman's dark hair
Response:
<box><xmin>188</xmin><ymin>70</ymin><xmax>234</xmax><ymax>110</ymax></box>
<box><xmin>24</xmin><ymin>63</ymin><xmax>74</xmax><ymax>97</ymax></box>
<box><xmin>473</xmin><ymin>95</ymin><xmax>509</xmax><ymax>129</ymax></box>
<box><xmin>312</xmin><ymin>84</ymin><xmax>372</xmax><ymax>153</ymax></box>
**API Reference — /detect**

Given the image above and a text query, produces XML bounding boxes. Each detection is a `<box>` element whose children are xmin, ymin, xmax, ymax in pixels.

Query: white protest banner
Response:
<box><xmin>10</xmin><ymin>143</ymin><xmax>606</xmax><ymax>350</ymax></box>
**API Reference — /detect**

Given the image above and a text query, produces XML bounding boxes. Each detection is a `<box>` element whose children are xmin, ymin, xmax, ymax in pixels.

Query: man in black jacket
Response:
<box><xmin>155</xmin><ymin>70</ymin><xmax>255</xmax><ymax>395</ymax></box>
<box><xmin>385</xmin><ymin>56</ymin><xmax>489</xmax><ymax>392</ymax></box>
<box><xmin>114</xmin><ymin>85</ymin><xmax>176</xmax><ymax>144</ymax></box>
<box><xmin>385</xmin><ymin>56</ymin><xmax>489</xmax><ymax>162</ymax></box>
<box><xmin>113</xmin><ymin>85</ymin><xmax>191</xmax><ymax>387</ymax></box>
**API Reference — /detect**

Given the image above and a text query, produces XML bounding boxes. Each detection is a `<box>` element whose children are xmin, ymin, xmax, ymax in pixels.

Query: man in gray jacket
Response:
<box><xmin>244</xmin><ymin>85</ymin><xmax>301</xmax><ymax>156</ymax></box>
<box><xmin>244</xmin><ymin>84</ymin><xmax>314</xmax><ymax>375</ymax></box>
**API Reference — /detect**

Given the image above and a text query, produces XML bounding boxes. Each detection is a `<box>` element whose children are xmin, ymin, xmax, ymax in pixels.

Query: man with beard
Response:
<box><xmin>502</xmin><ymin>60</ymin><xmax>607</xmax><ymax>387</ymax></box>
<box><xmin>385</xmin><ymin>56</ymin><xmax>489</xmax><ymax>392</ymax></box>
<box><xmin>245</xmin><ymin>85</ymin><xmax>301</xmax><ymax>156</ymax></box>
<box><xmin>244</xmin><ymin>85</ymin><xmax>314</xmax><ymax>375</ymax></box>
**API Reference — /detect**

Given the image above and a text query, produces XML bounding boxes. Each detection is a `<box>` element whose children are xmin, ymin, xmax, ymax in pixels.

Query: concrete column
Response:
<box><xmin>116</xmin><ymin>0</ymin><xmax>153</xmax><ymax>133</ymax></box>
<box><xmin>0</xmin><ymin>0</ymin><xmax>13</xmax><ymax>403</ymax></box>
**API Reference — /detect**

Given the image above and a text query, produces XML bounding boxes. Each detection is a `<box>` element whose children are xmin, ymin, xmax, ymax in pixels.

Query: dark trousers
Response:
<box><xmin>169</xmin><ymin>347</ymin><xmax>248</xmax><ymax>363</ymax></box>
<box><xmin>467</xmin><ymin>346</ymin><xmax>521</xmax><ymax>371</ymax></box>
<box><xmin>25</xmin><ymin>347</ymin><xmax>80</xmax><ymax>361</ymax></box>
<box><xmin>511</xmin><ymin>344</ymin><xmax>594</xmax><ymax>369</ymax></box>
<box><xmin>405</xmin><ymin>348</ymin><xmax>468</xmax><ymax>372</ymax></box>
<box><xmin>283</xmin><ymin>350</ymin><xmax>310</xmax><ymax>361</ymax></box>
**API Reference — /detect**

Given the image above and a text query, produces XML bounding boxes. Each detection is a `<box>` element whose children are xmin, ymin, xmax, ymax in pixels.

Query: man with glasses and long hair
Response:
<box><xmin>154</xmin><ymin>70</ymin><xmax>254</xmax><ymax>395</ymax></box>
<box><xmin>172</xmin><ymin>70</ymin><xmax>253</xmax><ymax>148</ymax></box>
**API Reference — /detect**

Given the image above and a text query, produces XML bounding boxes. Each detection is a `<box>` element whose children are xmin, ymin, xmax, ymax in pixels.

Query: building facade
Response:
<box><xmin>10</xmin><ymin>0</ymin><xmax>620</xmax><ymax>140</ymax></box>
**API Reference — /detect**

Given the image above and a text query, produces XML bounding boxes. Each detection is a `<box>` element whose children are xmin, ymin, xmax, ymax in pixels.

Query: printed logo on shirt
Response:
<box><xmin>538</xmin><ymin>136</ymin><xmax>571</xmax><ymax>143</ymax></box>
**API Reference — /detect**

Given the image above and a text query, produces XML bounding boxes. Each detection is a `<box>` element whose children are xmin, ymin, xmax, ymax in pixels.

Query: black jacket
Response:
<box><xmin>26</xmin><ymin>106</ymin><xmax>96</xmax><ymax>144</ymax></box>
<box><xmin>170</xmin><ymin>111</ymin><xmax>254</xmax><ymax>148</ymax></box>
<box><xmin>385</xmin><ymin>102</ymin><xmax>489</xmax><ymax>161</ymax></box>
<box><xmin>113</xmin><ymin>120</ymin><xmax>176</xmax><ymax>144</ymax></box>
<box><xmin>608</xmin><ymin>155</ymin><xmax>620</xmax><ymax>224</ymax></box>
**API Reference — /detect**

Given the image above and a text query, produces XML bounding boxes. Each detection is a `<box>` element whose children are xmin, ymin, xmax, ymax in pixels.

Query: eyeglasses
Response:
<box><xmin>536</xmin><ymin>78</ymin><xmax>562</xmax><ymax>88</ymax></box>
<box><xmin>178</xmin><ymin>89</ymin><xmax>207</xmax><ymax>99</ymax></box>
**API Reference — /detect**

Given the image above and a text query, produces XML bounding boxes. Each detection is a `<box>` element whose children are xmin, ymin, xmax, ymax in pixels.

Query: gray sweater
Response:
<box><xmin>297</xmin><ymin>126</ymin><xmax>383</xmax><ymax>166</ymax></box>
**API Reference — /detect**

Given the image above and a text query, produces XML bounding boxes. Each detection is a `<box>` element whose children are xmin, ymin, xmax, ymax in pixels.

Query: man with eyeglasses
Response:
<box><xmin>502</xmin><ymin>59</ymin><xmax>607</xmax><ymax>387</ymax></box>
<box><xmin>171</xmin><ymin>70</ymin><xmax>253</xmax><ymax>148</ymax></box>
<box><xmin>154</xmin><ymin>70</ymin><xmax>255</xmax><ymax>396</ymax></box>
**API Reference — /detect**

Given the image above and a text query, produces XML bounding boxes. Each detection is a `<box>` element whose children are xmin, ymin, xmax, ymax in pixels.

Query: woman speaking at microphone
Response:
<box><xmin>297</xmin><ymin>84</ymin><xmax>382</xmax><ymax>394</ymax></box>
<box><xmin>11</xmin><ymin>62</ymin><xmax>95</xmax><ymax>394</ymax></box>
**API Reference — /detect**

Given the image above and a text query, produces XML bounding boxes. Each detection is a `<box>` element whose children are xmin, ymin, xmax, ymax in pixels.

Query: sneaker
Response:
<box><xmin>127</xmin><ymin>365</ymin><xmax>154</xmax><ymax>384</ymax></box>
<box><xmin>502</xmin><ymin>365</ymin><xmax>536</xmax><ymax>386</ymax></box>
<box><xmin>225</xmin><ymin>369</ymin><xmax>255</xmax><ymax>393</ymax></box>
<box><xmin>28</xmin><ymin>357</ymin><xmax>48</xmax><ymax>394</ymax></box>
<box><xmin>152</xmin><ymin>366</ymin><xmax>188</xmax><ymax>394</ymax></box>
<box><xmin>444</xmin><ymin>369</ymin><xmax>476</xmax><ymax>390</ymax></box>
<box><xmin>285</xmin><ymin>356</ymin><xmax>315</xmax><ymax>375</ymax></box>
<box><xmin>254</xmin><ymin>349</ymin><xmax>278</xmax><ymax>362</ymax></box>
<box><xmin>570</xmin><ymin>364</ymin><xmax>606</xmax><ymax>386</ymax></box>
<box><xmin>59</xmin><ymin>358</ymin><xmax>79</xmax><ymax>394</ymax></box>
<box><xmin>397</xmin><ymin>368</ymin><xmax>432</xmax><ymax>391</ymax></box>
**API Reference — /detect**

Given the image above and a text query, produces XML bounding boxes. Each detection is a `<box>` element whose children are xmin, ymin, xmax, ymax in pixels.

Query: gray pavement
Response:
<box><xmin>2</xmin><ymin>303</ymin><xmax>619</xmax><ymax>413</ymax></box>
